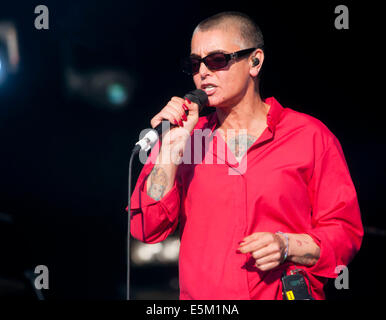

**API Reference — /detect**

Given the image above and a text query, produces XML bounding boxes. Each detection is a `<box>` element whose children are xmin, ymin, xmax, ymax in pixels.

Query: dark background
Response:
<box><xmin>0</xmin><ymin>0</ymin><xmax>384</xmax><ymax>299</ymax></box>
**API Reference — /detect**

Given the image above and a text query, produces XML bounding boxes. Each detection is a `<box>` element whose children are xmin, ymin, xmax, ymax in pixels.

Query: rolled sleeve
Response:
<box><xmin>129</xmin><ymin>144</ymin><xmax>181</xmax><ymax>243</ymax></box>
<box><xmin>134</xmin><ymin>174</ymin><xmax>181</xmax><ymax>224</ymax></box>
<box><xmin>305</xmin><ymin>136</ymin><xmax>364</xmax><ymax>279</ymax></box>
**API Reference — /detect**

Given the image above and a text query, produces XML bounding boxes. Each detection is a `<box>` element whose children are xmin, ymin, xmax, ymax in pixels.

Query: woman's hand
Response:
<box><xmin>238</xmin><ymin>232</ymin><xmax>320</xmax><ymax>271</ymax></box>
<box><xmin>238</xmin><ymin>232</ymin><xmax>286</xmax><ymax>271</ymax></box>
<box><xmin>150</xmin><ymin>96</ymin><xmax>200</xmax><ymax>160</ymax></box>
<box><xmin>151</xmin><ymin>96</ymin><xmax>200</xmax><ymax>135</ymax></box>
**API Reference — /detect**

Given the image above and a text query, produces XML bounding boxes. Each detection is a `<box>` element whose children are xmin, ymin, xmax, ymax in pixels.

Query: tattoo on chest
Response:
<box><xmin>148</xmin><ymin>166</ymin><xmax>168</xmax><ymax>201</ymax></box>
<box><xmin>227</xmin><ymin>134</ymin><xmax>258</xmax><ymax>159</ymax></box>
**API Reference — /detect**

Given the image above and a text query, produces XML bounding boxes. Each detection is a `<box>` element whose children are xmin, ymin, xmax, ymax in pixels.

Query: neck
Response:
<box><xmin>215</xmin><ymin>88</ymin><xmax>269</xmax><ymax>133</ymax></box>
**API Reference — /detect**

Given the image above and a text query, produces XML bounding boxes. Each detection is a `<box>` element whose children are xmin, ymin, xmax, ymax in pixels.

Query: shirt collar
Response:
<box><xmin>264</xmin><ymin>96</ymin><xmax>284</xmax><ymax>132</ymax></box>
<box><xmin>205</xmin><ymin>96</ymin><xmax>284</xmax><ymax>133</ymax></box>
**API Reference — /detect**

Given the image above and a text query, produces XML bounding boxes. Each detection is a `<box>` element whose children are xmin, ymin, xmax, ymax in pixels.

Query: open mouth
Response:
<box><xmin>202</xmin><ymin>84</ymin><xmax>217</xmax><ymax>95</ymax></box>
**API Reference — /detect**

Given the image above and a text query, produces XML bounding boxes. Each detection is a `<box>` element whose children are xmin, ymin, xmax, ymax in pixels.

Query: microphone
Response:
<box><xmin>133</xmin><ymin>89</ymin><xmax>208</xmax><ymax>153</ymax></box>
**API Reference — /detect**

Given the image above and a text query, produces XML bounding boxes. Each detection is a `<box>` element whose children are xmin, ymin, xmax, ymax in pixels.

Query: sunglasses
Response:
<box><xmin>182</xmin><ymin>47</ymin><xmax>257</xmax><ymax>75</ymax></box>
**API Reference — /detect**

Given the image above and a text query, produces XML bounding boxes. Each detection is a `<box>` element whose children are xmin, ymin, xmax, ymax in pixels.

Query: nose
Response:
<box><xmin>198</xmin><ymin>60</ymin><xmax>210</xmax><ymax>79</ymax></box>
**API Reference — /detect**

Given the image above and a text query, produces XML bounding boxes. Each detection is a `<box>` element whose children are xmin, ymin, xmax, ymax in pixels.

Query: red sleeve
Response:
<box><xmin>305</xmin><ymin>136</ymin><xmax>364</xmax><ymax>279</ymax></box>
<box><xmin>129</xmin><ymin>143</ymin><xmax>181</xmax><ymax>243</ymax></box>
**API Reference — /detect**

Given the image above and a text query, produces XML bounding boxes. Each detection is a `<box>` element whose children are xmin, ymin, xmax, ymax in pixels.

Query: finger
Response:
<box><xmin>256</xmin><ymin>261</ymin><xmax>280</xmax><ymax>272</ymax></box>
<box><xmin>168</xmin><ymin>100</ymin><xmax>187</xmax><ymax>122</ymax></box>
<box><xmin>239</xmin><ymin>234</ymin><xmax>273</xmax><ymax>253</ymax></box>
<box><xmin>251</xmin><ymin>244</ymin><xmax>276</xmax><ymax>260</ymax></box>
<box><xmin>158</xmin><ymin>110</ymin><xmax>179</xmax><ymax>126</ymax></box>
<box><xmin>166</xmin><ymin>107</ymin><xmax>184</xmax><ymax>126</ymax></box>
<box><xmin>180</xmin><ymin>96</ymin><xmax>199</xmax><ymax>115</ymax></box>
<box><xmin>238</xmin><ymin>240</ymin><xmax>270</xmax><ymax>254</ymax></box>
<box><xmin>240</xmin><ymin>232</ymin><xmax>270</xmax><ymax>246</ymax></box>
<box><xmin>170</xmin><ymin>96</ymin><xmax>185</xmax><ymax>104</ymax></box>
<box><xmin>151</xmin><ymin>110</ymin><xmax>179</xmax><ymax>128</ymax></box>
<box><xmin>238</xmin><ymin>234</ymin><xmax>259</xmax><ymax>249</ymax></box>
<box><xmin>255</xmin><ymin>251</ymin><xmax>281</xmax><ymax>266</ymax></box>
<box><xmin>170</xmin><ymin>97</ymin><xmax>188</xmax><ymax>115</ymax></box>
<box><xmin>170</xmin><ymin>96</ymin><xmax>193</xmax><ymax>111</ymax></box>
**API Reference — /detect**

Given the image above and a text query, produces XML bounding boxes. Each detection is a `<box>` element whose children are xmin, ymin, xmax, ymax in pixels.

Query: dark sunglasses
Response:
<box><xmin>182</xmin><ymin>47</ymin><xmax>257</xmax><ymax>75</ymax></box>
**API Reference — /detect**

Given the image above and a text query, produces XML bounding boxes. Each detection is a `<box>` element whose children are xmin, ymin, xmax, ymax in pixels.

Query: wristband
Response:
<box><xmin>276</xmin><ymin>231</ymin><xmax>289</xmax><ymax>262</ymax></box>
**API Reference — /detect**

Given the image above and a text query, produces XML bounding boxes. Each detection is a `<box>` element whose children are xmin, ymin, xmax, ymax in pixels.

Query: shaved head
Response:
<box><xmin>193</xmin><ymin>11</ymin><xmax>264</xmax><ymax>49</ymax></box>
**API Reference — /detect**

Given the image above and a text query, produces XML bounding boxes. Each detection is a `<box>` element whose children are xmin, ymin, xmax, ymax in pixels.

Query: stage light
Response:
<box><xmin>0</xmin><ymin>22</ymin><xmax>19</xmax><ymax>85</ymax></box>
<box><xmin>0</xmin><ymin>51</ymin><xmax>6</xmax><ymax>85</ymax></box>
<box><xmin>106</xmin><ymin>83</ymin><xmax>128</xmax><ymax>106</ymax></box>
<box><xmin>131</xmin><ymin>236</ymin><xmax>180</xmax><ymax>266</ymax></box>
<box><xmin>159</xmin><ymin>238</ymin><xmax>180</xmax><ymax>262</ymax></box>
<box><xmin>65</xmin><ymin>68</ymin><xmax>135</xmax><ymax>111</ymax></box>
<box><xmin>132</xmin><ymin>242</ymin><xmax>163</xmax><ymax>265</ymax></box>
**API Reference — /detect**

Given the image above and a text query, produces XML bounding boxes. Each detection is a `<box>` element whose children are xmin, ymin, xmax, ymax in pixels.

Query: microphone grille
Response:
<box><xmin>184</xmin><ymin>89</ymin><xmax>208</xmax><ymax>111</ymax></box>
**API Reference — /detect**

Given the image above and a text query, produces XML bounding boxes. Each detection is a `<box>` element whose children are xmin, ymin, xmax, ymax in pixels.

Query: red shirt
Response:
<box><xmin>130</xmin><ymin>97</ymin><xmax>363</xmax><ymax>300</ymax></box>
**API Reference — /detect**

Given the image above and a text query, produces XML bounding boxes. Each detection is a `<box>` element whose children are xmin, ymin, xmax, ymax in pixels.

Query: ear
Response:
<box><xmin>249</xmin><ymin>49</ymin><xmax>264</xmax><ymax>78</ymax></box>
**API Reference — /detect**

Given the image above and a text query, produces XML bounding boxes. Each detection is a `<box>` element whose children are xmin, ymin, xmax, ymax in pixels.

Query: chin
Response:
<box><xmin>206</xmin><ymin>94</ymin><xmax>220</xmax><ymax>106</ymax></box>
<box><xmin>207</xmin><ymin>97</ymin><xmax>215</xmax><ymax>107</ymax></box>
<box><xmin>207</xmin><ymin>96</ymin><xmax>228</xmax><ymax>108</ymax></box>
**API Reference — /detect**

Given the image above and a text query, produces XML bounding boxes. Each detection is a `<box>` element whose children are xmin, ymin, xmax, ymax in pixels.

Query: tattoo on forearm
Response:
<box><xmin>148</xmin><ymin>166</ymin><xmax>168</xmax><ymax>201</ymax></box>
<box><xmin>293</xmin><ymin>252</ymin><xmax>320</xmax><ymax>266</ymax></box>
<box><xmin>227</xmin><ymin>134</ymin><xmax>257</xmax><ymax>159</ymax></box>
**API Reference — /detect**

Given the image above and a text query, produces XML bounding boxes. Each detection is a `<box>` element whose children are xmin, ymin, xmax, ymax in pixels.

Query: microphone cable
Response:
<box><xmin>126</xmin><ymin>145</ymin><xmax>141</xmax><ymax>300</ymax></box>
